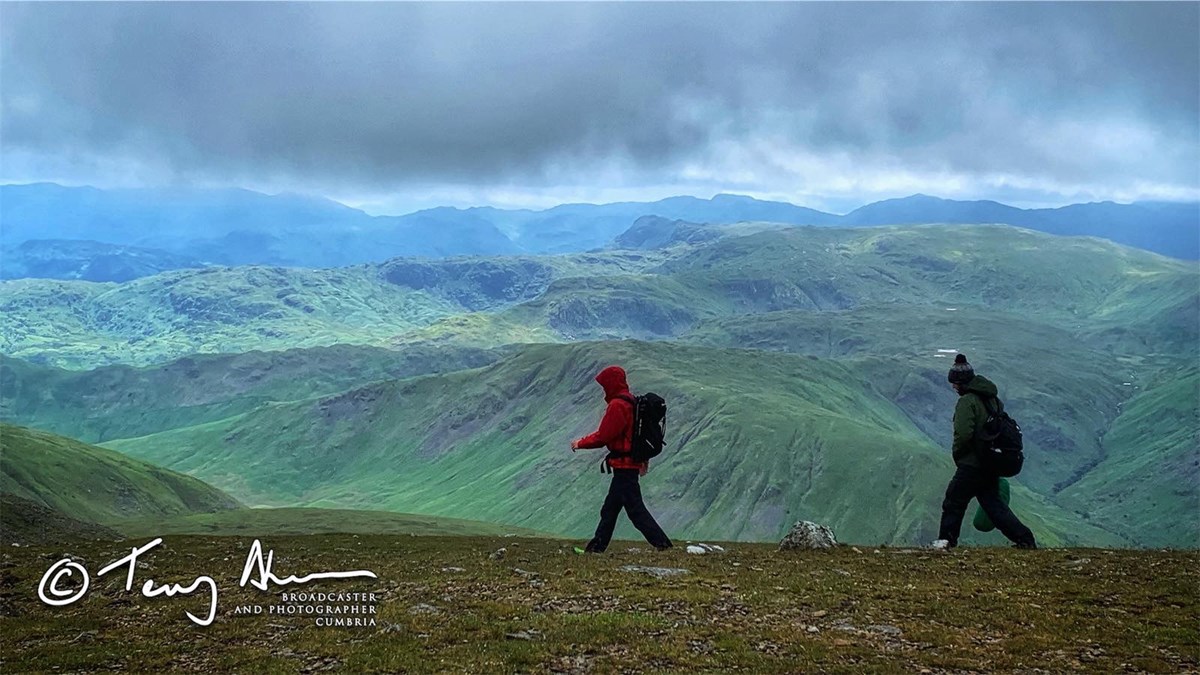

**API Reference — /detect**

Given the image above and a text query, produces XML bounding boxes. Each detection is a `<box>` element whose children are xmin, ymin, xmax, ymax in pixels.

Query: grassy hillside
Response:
<box><xmin>387</xmin><ymin>314</ymin><xmax>562</xmax><ymax>350</ymax></box>
<box><xmin>0</xmin><ymin>250</ymin><xmax>664</xmax><ymax>369</ymax></box>
<box><xmin>503</xmin><ymin>274</ymin><xmax>728</xmax><ymax>340</ymax></box>
<box><xmin>0</xmin><ymin>344</ymin><xmax>502</xmax><ymax>444</ymax></box>
<box><xmin>115</xmin><ymin>507</ymin><xmax>551</xmax><ymax>539</ymax></box>
<box><xmin>680</xmin><ymin>306</ymin><xmax>1150</xmax><ymax>493</ymax></box>
<box><xmin>0</xmin><ymin>423</ymin><xmax>240</xmax><ymax>525</ymax></box>
<box><xmin>1057</xmin><ymin>368</ymin><xmax>1200</xmax><ymax>549</ymax></box>
<box><xmin>377</xmin><ymin>250</ymin><xmax>664</xmax><ymax>312</ymax></box>
<box><xmin>680</xmin><ymin>306</ymin><xmax>1198</xmax><ymax>546</ymax></box>
<box><xmin>0</xmin><ymin>535</ymin><xmax>1195</xmax><ymax>672</ymax></box>
<box><xmin>656</xmin><ymin>225</ymin><xmax>1196</xmax><ymax>351</ymax></box>
<box><xmin>0</xmin><ymin>424</ymin><xmax>552</xmax><ymax>543</ymax></box>
<box><xmin>386</xmin><ymin>225</ymin><xmax>1196</xmax><ymax>358</ymax></box>
<box><xmin>0</xmin><ymin>267</ymin><xmax>461</xmax><ymax>368</ymax></box>
<box><xmin>106</xmin><ymin>341</ymin><xmax>1123</xmax><ymax>547</ymax></box>
<box><xmin>0</xmin><ymin>493</ymin><xmax>123</xmax><ymax>544</ymax></box>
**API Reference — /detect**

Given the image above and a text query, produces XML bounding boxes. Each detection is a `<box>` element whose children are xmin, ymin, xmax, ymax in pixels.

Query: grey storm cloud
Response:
<box><xmin>1</xmin><ymin>2</ymin><xmax>1197</xmax><ymax>197</ymax></box>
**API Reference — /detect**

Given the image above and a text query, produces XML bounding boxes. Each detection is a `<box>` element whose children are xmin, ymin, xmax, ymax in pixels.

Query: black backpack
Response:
<box><xmin>978</xmin><ymin>395</ymin><xmax>1024</xmax><ymax>477</ymax></box>
<box><xmin>618</xmin><ymin>392</ymin><xmax>667</xmax><ymax>463</ymax></box>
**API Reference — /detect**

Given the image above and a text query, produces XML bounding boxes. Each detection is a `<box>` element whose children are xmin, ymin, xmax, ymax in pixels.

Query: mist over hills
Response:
<box><xmin>843</xmin><ymin>195</ymin><xmax>1200</xmax><ymax>259</ymax></box>
<box><xmin>2</xmin><ymin>184</ymin><xmax>1196</xmax><ymax>283</ymax></box>
<box><xmin>2</xmin><ymin>239</ymin><xmax>208</xmax><ymax>282</ymax></box>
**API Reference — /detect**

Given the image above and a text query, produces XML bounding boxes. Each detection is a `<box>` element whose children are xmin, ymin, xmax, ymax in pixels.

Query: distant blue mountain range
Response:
<box><xmin>1</xmin><ymin>183</ymin><xmax>1195</xmax><ymax>280</ymax></box>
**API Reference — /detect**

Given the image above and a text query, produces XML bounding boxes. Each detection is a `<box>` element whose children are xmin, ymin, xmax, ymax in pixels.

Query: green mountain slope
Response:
<box><xmin>0</xmin><ymin>267</ymin><xmax>460</xmax><ymax>368</ymax></box>
<box><xmin>656</xmin><ymin>225</ymin><xmax>1195</xmax><ymax>351</ymax></box>
<box><xmin>679</xmin><ymin>305</ymin><xmax>1147</xmax><ymax>494</ymax></box>
<box><xmin>377</xmin><ymin>250</ymin><xmax>664</xmax><ymax>311</ymax></box>
<box><xmin>0</xmin><ymin>250</ymin><xmax>665</xmax><ymax>369</ymax></box>
<box><xmin>115</xmin><ymin>507</ymin><xmax>550</xmax><ymax>538</ymax></box>
<box><xmin>0</xmin><ymin>493</ymin><xmax>123</xmax><ymax>544</ymax></box>
<box><xmin>0</xmin><ymin>424</ymin><xmax>552</xmax><ymax>542</ymax></box>
<box><xmin>0</xmin><ymin>423</ymin><xmax>240</xmax><ymax>524</ymax></box>
<box><xmin>1057</xmin><ymin>368</ymin><xmax>1200</xmax><ymax>548</ymax></box>
<box><xmin>0</xmin><ymin>344</ymin><xmax>502</xmax><ymax>443</ymax></box>
<box><xmin>503</xmin><ymin>274</ymin><xmax>727</xmax><ymax>340</ymax></box>
<box><xmin>679</xmin><ymin>306</ymin><xmax>1198</xmax><ymax>546</ymax></box>
<box><xmin>385</xmin><ymin>225</ymin><xmax>1196</xmax><ymax>358</ymax></box>
<box><xmin>105</xmin><ymin>341</ymin><xmax>1124</xmax><ymax>547</ymax></box>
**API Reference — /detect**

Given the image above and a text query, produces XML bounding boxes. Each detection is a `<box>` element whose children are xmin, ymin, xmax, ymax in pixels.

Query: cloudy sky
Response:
<box><xmin>2</xmin><ymin>2</ymin><xmax>1197</xmax><ymax>214</ymax></box>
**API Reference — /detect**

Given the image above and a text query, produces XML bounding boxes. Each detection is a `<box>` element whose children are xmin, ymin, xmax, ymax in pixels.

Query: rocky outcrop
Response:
<box><xmin>613</xmin><ymin>216</ymin><xmax>723</xmax><ymax>250</ymax></box>
<box><xmin>778</xmin><ymin>521</ymin><xmax>837</xmax><ymax>550</ymax></box>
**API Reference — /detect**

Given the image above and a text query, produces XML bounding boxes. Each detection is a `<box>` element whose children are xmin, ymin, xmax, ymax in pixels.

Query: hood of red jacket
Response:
<box><xmin>595</xmin><ymin>365</ymin><xmax>630</xmax><ymax>402</ymax></box>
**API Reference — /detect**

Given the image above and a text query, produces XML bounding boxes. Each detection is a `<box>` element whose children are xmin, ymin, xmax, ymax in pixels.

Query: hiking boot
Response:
<box><xmin>654</xmin><ymin>543</ymin><xmax>673</xmax><ymax>552</ymax></box>
<box><xmin>1012</xmin><ymin>541</ymin><xmax>1038</xmax><ymax>550</ymax></box>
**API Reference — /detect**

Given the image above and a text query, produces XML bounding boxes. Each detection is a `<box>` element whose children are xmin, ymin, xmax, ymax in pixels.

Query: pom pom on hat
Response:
<box><xmin>948</xmin><ymin>353</ymin><xmax>975</xmax><ymax>384</ymax></box>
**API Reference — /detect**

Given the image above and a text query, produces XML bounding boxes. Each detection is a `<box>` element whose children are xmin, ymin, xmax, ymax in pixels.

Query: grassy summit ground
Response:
<box><xmin>0</xmin><ymin>535</ymin><xmax>1194</xmax><ymax>673</ymax></box>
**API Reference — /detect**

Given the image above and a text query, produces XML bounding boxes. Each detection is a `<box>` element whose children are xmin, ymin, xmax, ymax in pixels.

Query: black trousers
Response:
<box><xmin>586</xmin><ymin>469</ymin><xmax>672</xmax><ymax>552</ymax></box>
<box><xmin>939</xmin><ymin>464</ymin><xmax>1036</xmax><ymax>547</ymax></box>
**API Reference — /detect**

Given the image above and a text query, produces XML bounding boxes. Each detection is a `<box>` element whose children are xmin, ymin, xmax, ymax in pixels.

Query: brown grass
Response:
<box><xmin>1</xmin><ymin>534</ymin><xmax>1196</xmax><ymax>673</ymax></box>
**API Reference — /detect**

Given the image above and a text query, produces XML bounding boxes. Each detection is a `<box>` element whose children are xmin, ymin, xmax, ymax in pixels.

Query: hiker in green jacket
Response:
<box><xmin>932</xmin><ymin>354</ymin><xmax>1037</xmax><ymax>550</ymax></box>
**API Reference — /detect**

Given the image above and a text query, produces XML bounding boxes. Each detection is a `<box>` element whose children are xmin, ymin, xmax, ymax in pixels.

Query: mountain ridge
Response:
<box><xmin>3</xmin><ymin>184</ymin><xmax>1196</xmax><ymax>279</ymax></box>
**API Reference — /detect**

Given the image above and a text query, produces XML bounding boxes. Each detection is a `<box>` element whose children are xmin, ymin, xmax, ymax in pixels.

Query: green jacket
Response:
<box><xmin>952</xmin><ymin>375</ymin><xmax>1001</xmax><ymax>467</ymax></box>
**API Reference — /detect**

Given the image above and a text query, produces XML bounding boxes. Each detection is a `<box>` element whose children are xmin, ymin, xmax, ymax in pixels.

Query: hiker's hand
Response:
<box><xmin>570</xmin><ymin>439</ymin><xmax>580</xmax><ymax>451</ymax></box>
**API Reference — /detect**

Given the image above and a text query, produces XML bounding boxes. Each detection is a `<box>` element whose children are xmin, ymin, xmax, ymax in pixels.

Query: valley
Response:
<box><xmin>3</xmin><ymin>222</ymin><xmax>1195</xmax><ymax>548</ymax></box>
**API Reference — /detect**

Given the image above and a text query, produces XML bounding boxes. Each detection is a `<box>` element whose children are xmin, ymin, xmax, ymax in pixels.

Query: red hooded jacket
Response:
<box><xmin>574</xmin><ymin>365</ymin><xmax>646</xmax><ymax>472</ymax></box>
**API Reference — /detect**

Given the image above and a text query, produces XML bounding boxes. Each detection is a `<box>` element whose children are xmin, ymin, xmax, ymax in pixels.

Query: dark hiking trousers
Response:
<box><xmin>939</xmin><ymin>464</ymin><xmax>1036</xmax><ymax>547</ymax></box>
<box><xmin>585</xmin><ymin>469</ymin><xmax>672</xmax><ymax>552</ymax></box>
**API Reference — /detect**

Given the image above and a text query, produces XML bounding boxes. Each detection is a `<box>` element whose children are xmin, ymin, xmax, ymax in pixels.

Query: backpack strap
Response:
<box><xmin>594</xmin><ymin>394</ymin><xmax>637</xmax><ymax>473</ymax></box>
<box><xmin>611</xmin><ymin>393</ymin><xmax>637</xmax><ymax>456</ymax></box>
<box><xmin>979</xmin><ymin>394</ymin><xmax>1001</xmax><ymax>416</ymax></box>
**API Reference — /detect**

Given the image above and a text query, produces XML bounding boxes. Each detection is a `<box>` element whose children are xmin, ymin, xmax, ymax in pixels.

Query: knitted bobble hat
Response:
<box><xmin>948</xmin><ymin>353</ymin><xmax>975</xmax><ymax>384</ymax></box>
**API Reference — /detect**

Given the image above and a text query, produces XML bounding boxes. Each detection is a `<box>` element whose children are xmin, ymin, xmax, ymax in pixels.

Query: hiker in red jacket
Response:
<box><xmin>571</xmin><ymin>365</ymin><xmax>673</xmax><ymax>553</ymax></box>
